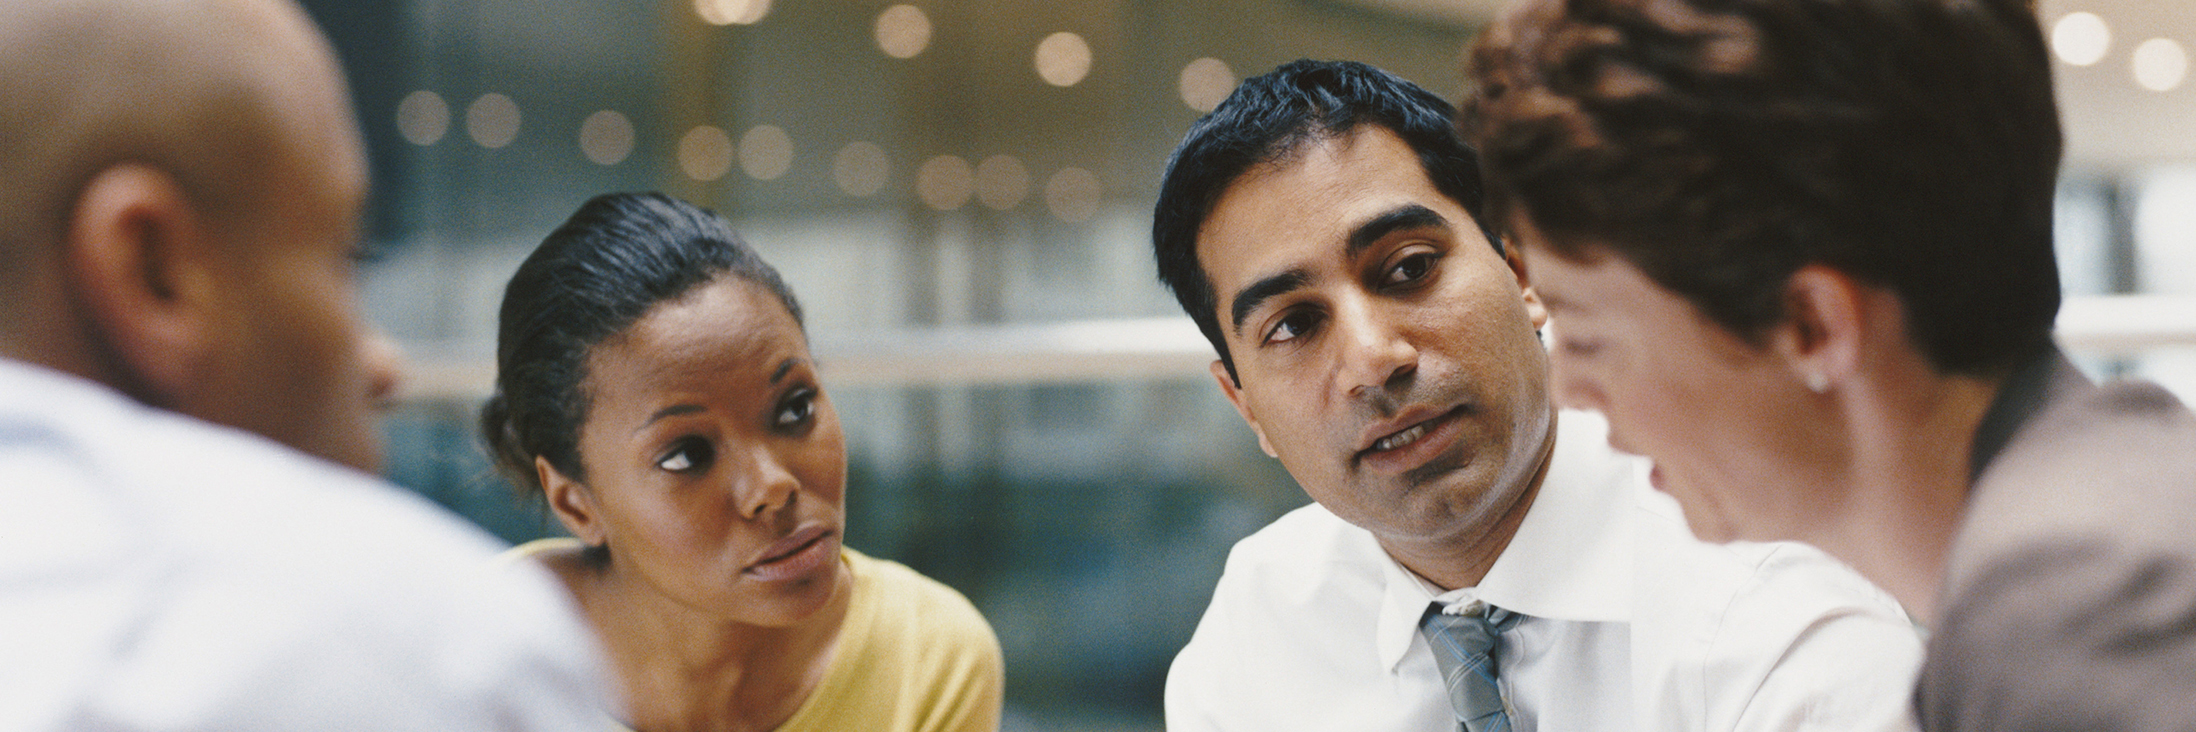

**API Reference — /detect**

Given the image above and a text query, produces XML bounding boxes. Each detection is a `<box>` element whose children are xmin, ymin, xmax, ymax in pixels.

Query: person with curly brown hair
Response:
<box><xmin>1467</xmin><ymin>1</ymin><xmax>2196</xmax><ymax>729</ymax></box>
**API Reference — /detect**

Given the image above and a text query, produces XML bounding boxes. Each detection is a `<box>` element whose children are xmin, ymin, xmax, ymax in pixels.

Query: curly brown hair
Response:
<box><xmin>1464</xmin><ymin>0</ymin><xmax>2061</xmax><ymax>374</ymax></box>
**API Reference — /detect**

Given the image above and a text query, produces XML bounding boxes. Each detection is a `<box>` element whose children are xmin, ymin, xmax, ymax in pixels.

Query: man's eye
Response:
<box><xmin>1383</xmin><ymin>251</ymin><xmax>1438</xmax><ymax>286</ymax></box>
<box><xmin>1266</xmin><ymin>310</ymin><xmax>1321</xmax><ymax>345</ymax></box>
<box><xmin>775</xmin><ymin>390</ymin><xmax>816</xmax><ymax>429</ymax></box>
<box><xmin>657</xmin><ymin>440</ymin><xmax>712</xmax><ymax>472</ymax></box>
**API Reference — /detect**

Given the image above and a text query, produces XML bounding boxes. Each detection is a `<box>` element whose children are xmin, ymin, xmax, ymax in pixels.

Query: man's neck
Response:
<box><xmin>1</xmin><ymin>262</ymin><xmax>101</xmax><ymax>387</ymax></box>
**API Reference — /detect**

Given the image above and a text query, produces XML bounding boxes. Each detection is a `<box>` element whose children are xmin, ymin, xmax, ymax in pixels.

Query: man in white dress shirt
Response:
<box><xmin>1150</xmin><ymin>59</ymin><xmax>1922</xmax><ymax>731</ymax></box>
<box><xmin>0</xmin><ymin>0</ymin><xmax>608</xmax><ymax>729</ymax></box>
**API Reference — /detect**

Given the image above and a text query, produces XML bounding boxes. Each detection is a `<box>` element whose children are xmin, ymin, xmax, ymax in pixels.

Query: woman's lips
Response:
<box><xmin>744</xmin><ymin>525</ymin><xmax>837</xmax><ymax>582</ymax></box>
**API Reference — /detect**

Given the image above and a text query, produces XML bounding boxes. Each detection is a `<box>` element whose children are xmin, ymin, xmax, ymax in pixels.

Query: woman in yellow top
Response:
<box><xmin>481</xmin><ymin>192</ymin><xmax>1004</xmax><ymax>732</ymax></box>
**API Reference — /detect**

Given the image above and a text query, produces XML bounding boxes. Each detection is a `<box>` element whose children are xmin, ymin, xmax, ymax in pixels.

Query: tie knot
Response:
<box><xmin>1420</xmin><ymin>604</ymin><xmax>1521</xmax><ymax>652</ymax></box>
<box><xmin>1418</xmin><ymin>603</ymin><xmax>1522</xmax><ymax>732</ymax></box>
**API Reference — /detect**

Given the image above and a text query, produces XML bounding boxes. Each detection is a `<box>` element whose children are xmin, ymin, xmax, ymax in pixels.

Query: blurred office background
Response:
<box><xmin>297</xmin><ymin>0</ymin><xmax>2196</xmax><ymax>729</ymax></box>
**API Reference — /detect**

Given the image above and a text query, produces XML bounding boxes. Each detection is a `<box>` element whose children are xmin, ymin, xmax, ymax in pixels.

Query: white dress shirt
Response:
<box><xmin>1166</xmin><ymin>410</ymin><xmax>1922</xmax><ymax>732</ymax></box>
<box><xmin>0</xmin><ymin>359</ymin><xmax>610</xmax><ymax>731</ymax></box>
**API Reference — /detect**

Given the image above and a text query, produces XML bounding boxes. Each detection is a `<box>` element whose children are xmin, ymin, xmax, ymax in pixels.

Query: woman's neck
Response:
<box><xmin>552</xmin><ymin>552</ymin><xmax>853</xmax><ymax>732</ymax></box>
<box><xmin>1819</xmin><ymin>361</ymin><xmax>2004</xmax><ymax>625</ymax></box>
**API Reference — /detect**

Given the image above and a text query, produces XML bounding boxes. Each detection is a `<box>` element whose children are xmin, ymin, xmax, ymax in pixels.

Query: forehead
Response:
<box><xmin>1517</xmin><ymin>238</ymin><xmax>1661</xmax><ymax>320</ymax></box>
<box><xmin>1194</xmin><ymin>127</ymin><xmax>1473</xmax><ymax>291</ymax></box>
<box><xmin>588</xmin><ymin>278</ymin><xmax>806</xmax><ymax>398</ymax></box>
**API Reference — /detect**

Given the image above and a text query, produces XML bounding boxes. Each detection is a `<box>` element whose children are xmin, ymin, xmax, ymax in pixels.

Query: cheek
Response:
<box><xmin>1246</xmin><ymin>388</ymin><xmax>1335</xmax><ymax>460</ymax></box>
<box><xmin>598</xmin><ymin>481</ymin><xmax>683</xmax><ymax>534</ymax></box>
<box><xmin>620</xmin><ymin>491</ymin><xmax>736</xmax><ymax>566</ymax></box>
<box><xmin>271</xmin><ymin>271</ymin><xmax>369</xmax><ymax>396</ymax></box>
<box><xmin>1590</xmin><ymin>352</ymin><xmax>1706</xmax><ymax>448</ymax></box>
<box><xmin>798</xmin><ymin>450</ymin><xmax>846</xmax><ymax>505</ymax></box>
<box><xmin>1624</xmin><ymin>365</ymin><xmax>1769</xmax><ymax>477</ymax></box>
<box><xmin>798</xmin><ymin>416</ymin><xmax>851</xmax><ymax>505</ymax></box>
<box><xmin>583</xmin><ymin>463</ymin><xmax>716</xmax><ymax>544</ymax></box>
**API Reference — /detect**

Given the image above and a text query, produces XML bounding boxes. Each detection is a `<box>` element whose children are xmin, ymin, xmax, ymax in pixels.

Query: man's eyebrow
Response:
<box><xmin>771</xmin><ymin>357</ymin><xmax>802</xmax><ymax>384</ymax></box>
<box><xmin>1229</xmin><ymin>269</ymin><xmax>1313</xmax><ymax>336</ymax></box>
<box><xmin>1344</xmin><ymin>204</ymin><xmax>1450</xmax><ymax>257</ymax></box>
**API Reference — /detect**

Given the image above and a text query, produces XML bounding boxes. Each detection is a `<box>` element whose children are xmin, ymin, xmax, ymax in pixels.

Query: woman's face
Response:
<box><xmin>1517</xmin><ymin>239</ymin><xmax>1837</xmax><ymax>544</ymax></box>
<box><xmin>560</xmin><ymin>276</ymin><xmax>847</xmax><ymax>626</ymax></box>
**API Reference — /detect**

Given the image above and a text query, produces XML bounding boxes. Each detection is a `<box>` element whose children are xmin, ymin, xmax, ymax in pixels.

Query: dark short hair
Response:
<box><xmin>480</xmin><ymin>192</ymin><xmax>803</xmax><ymax>498</ymax></box>
<box><xmin>1153</xmin><ymin>59</ymin><xmax>1502</xmax><ymax>383</ymax></box>
<box><xmin>1465</xmin><ymin>0</ymin><xmax>2061</xmax><ymax>374</ymax></box>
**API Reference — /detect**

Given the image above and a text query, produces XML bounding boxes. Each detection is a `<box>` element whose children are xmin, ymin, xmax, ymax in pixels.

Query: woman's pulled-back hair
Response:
<box><xmin>480</xmin><ymin>192</ymin><xmax>803</xmax><ymax>498</ymax></box>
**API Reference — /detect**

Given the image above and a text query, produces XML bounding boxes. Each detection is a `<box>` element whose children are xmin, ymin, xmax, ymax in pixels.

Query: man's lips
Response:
<box><xmin>1356</xmin><ymin>405</ymin><xmax>1460</xmax><ymax>455</ymax></box>
<box><xmin>744</xmin><ymin>524</ymin><xmax>836</xmax><ymax>582</ymax></box>
<box><xmin>1353</xmin><ymin>404</ymin><xmax>1469</xmax><ymax>471</ymax></box>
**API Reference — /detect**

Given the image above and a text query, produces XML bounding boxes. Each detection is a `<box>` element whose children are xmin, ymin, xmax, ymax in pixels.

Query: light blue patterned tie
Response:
<box><xmin>1419</xmin><ymin>602</ymin><xmax>1523</xmax><ymax>732</ymax></box>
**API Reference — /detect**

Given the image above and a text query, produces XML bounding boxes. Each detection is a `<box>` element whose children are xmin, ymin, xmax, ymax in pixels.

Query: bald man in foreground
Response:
<box><xmin>0</xmin><ymin>1</ymin><xmax>608</xmax><ymax>728</ymax></box>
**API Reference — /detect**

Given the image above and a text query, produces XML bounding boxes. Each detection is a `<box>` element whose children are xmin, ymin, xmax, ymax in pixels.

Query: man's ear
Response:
<box><xmin>1503</xmin><ymin>244</ymin><xmax>1549</xmax><ymax>331</ymax></box>
<box><xmin>1775</xmin><ymin>265</ymin><xmax>1865</xmax><ymax>391</ymax></box>
<box><xmin>539</xmin><ymin>456</ymin><xmax>607</xmax><ymax>546</ymax></box>
<box><xmin>1210</xmin><ymin>360</ymin><xmax>1279</xmax><ymax>458</ymax></box>
<box><xmin>63</xmin><ymin>164</ymin><xmax>224</xmax><ymax>404</ymax></box>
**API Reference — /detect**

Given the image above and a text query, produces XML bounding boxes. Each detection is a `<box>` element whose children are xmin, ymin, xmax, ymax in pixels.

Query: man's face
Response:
<box><xmin>192</xmin><ymin>35</ymin><xmax>383</xmax><ymax>473</ymax></box>
<box><xmin>1515</xmin><ymin>219</ymin><xmax>1832</xmax><ymax>543</ymax></box>
<box><xmin>1196</xmin><ymin>126</ymin><xmax>1555</xmax><ymax>556</ymax></box>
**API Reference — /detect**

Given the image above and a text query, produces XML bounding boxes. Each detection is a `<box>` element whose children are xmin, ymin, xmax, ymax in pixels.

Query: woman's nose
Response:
<box><xmin>732</xmin><ymin>443</ymin><xmax>800</xmax><ymax>520</ymax></box>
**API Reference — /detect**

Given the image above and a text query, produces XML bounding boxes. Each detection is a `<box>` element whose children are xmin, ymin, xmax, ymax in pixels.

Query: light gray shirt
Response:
<box><xmin>0</xmin><ymin>359</ymin><xmax>611</xmax><ymax>731</ymax></box>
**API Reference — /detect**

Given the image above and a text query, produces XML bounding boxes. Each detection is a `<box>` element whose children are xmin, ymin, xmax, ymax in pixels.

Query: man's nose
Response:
<box><xmin>1335</xmin><ymin>297</ymin><xmax>1417</xmax><ymax>402</ymax></box>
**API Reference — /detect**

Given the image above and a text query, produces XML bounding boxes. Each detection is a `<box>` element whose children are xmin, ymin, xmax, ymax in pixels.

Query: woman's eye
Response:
<box><xmin>775</xmin><ymin>390</ymin><xmax>817</xmax><ymax>429</ymax></box>
<box><xmin>1382</xmin><ymin>251</ymin><xmax>1438</xmax><ymax>287</ymax></box>
<box><xmin>1558</xmin><ymin>335</ymin><xmax>1603</xmax><ymax>358</ymax></box>
<box><xmin>1266</xmin><ymin>310</ymin><xmax>1321</xmax><ymax>345</ymax></box>
<box><xmin>656</xmin><ymin>440</ymin><xmax>712</xmax><ymax>473</ymax></box>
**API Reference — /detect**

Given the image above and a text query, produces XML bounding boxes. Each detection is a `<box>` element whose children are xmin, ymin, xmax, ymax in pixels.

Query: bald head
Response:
<box><xmin>0</xmin><ymin>0</ymin><xmax>362</xmax><ymax>275</ymax></box>
<box><xmin>0</xmin><ymin>0</ymin><xmax>389</xmax><ymax>472</ymax></box>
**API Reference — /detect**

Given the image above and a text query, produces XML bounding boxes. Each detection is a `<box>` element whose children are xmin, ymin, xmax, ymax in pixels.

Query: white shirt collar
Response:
<box><xmin>0</xmin><ymin>357</ymin><xmax>101</xmax><ymax>400</ymax></box>
<box><xmin>1374</xmin><ymin>410</ymin><xmax>1641</xmax><ymax>671</ymax></box>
